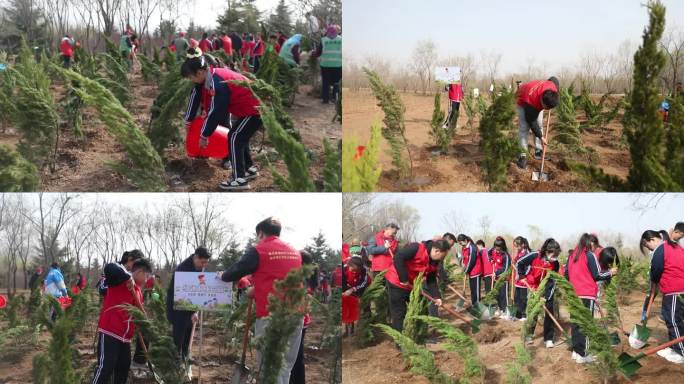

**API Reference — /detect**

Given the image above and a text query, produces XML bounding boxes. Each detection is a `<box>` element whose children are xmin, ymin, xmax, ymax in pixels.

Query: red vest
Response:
<box><xmin>490</xmin><ymin>249</ymin><xmax>506</xmax><ymax>273</ymax></box>
<box><xmin>516</xmin><ymin>80</ymin><xmax>558</xmax><ymax>110</ymax></box>
<box><xmin>342</xmin><ymin>243</ymin><xmax>351</xmax><ymax>264</ymax></box>
<box><xmin>385</xmin><ymin>242</ymin><xmax>438</xmax><ymax>290</ymax></box>
<box><xmin>332</xmin><ymin>266</ymin><xmax>343</xmax><ymax>287</ymax></box>
<box><xmin>659</xmin><ymin>243</ymin><xmax>684</xmax><ymax>295</ymax></box>
<box><xmin>221</xmin><ymin>36</ymin><xmax>233</xmax><ymax>55</ymax></box>
<box><xmin>253</xmin><ymin>40</ymin><xmax>265</xmax><ymax>57</ymax></box>
<box><xmin>345</xmin><ymin>267</ymin><xmax>363</xmax><ymax>287</ymax></box>
<box><xmin>97</xmin><ymin>283</ymin><xmax>142</xmax><ymax>343</ymax></box>
<box><xmin>252</xmin><ymin>236</ymin><xmax>302</xmax><ymax>318</ymax></box>
<box><xmin>481</xmin><ymin>248</ymin><xmax>494</xmax><ymax>276</ymax></box>
<box><xmin>567</xmin><ymin>247</ymin><xmax>599</xmax><ymax>299</ymax></box>
<box><xmin>201</xmin><ymin>68</ymin><xmax>260</xmax><ymax>118</ymax></box>
<box><xmin>462</xmin><ymin>242</ymin><xmax>482</xmax><ymax>277</ymax></box>
<box><xmin>448</xmin><ymin>83</ymin><xmax>464</xmax><ymax>102</ymax></box>
<box><xmin>524</xmin><ymin>253</ymin><xmax>553</xmax><ymax>290</ymax></box>
<box><xmin>199</xmin><ymin>38</ymin><xmax>212</xmax><ymax>52</ymax></box>
<box><xmin>60</xmin><ymin>38</ymin><xmax>73</xmax><ymax>57</ymax></box>
<box><xmin>370</xmin><ymin>232</ymin><xmax>398</xmax><ymax>272</ymax></box>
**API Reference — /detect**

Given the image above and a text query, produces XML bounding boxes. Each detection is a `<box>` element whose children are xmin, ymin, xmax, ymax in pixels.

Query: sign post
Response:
<box><xmin>174</xmin><ymin>272</ymin><xmax>232</xmax><ymax>382</ymax></box>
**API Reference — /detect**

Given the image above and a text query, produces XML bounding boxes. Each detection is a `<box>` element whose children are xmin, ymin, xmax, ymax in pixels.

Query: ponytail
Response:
<box><xmin>541</xmin><ymin>238</ymin><xmax>561</xmax><ymax>258</ymax></box>
<box><xmin>574</xmin><ymin>233</ymin><xmax>592</xmax><ymax>261</ymax></box>
<box><xmin>639</xmin><ymin>230</ymin><xmax>662</xmax><ymax>255</ymax></box>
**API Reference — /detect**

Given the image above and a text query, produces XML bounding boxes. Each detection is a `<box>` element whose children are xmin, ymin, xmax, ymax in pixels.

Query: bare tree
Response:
<box><xmin>411</xmin><ymin>39</ymin><xmax>437</xmax><ymax>94</ymax></box>
<box><xmin>94</xmin><ymin>0</ymin><xmax>123</xmax><ymax>36</ymax></box>
<box><xmin>23</xmin><ymin>193</ymin><xmax>77</xmax><ymax>266</ymax></box>
<box><xmin>481</xmin><ymin>51</ymin><xmax>502</xmax><ymax>85</ymax></box>
<box><xmin>64</xmin><ymin>203</ymin><xmax>100</xmax><ymax>273</ymax></box>
<box><xmin>177</xmin><ymin>195</ymin><xmax>231</xmax><ymax>253</ymax></box>
<box><xmin>342</xmin><ymin>193</ymin><xmax>376</xmax><ymax>242</ymax></box>
<box><xmin>478</xmin><ymin>215</ymin><xmax>492</xmax><ymax>243</ymax></box>
<box><xmin>442</xmin><ymin>210</ymin><xmax>470</xmax><ymax>238</ymax></box>
<box><xmin>661</xmin><ymin>28</ymin><xmax>684</xmax><ymax>95</ymax></box>
<box><xmin>41</xmin><ymin>0</ymin><xmax>70</xmax><ymax>42</ymax></box>
<box><xmin>2</xmin><ymin>196</ymin><xmax>31</xmax><ymax>296</ymax></box>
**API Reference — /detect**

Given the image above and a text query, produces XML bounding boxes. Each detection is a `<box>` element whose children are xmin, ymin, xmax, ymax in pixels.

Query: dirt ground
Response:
<box><xmin>0</xmin><ymin>65</ymin><xmax>340</xmax><ymax>192</ymax></box>
<box><xmin>342</xmin><ymin>88</ymin><xmax>629</xmax><ymax>192</ymax></box>
<box><xmin>342</xmin><ymin>289</ymin><xmax>684</xmax><ymax>384</ymax></box>
<box><xmin>0</xmin><ymin>291</ymin><xmax>336</xmax><ymax>384</ymax></box>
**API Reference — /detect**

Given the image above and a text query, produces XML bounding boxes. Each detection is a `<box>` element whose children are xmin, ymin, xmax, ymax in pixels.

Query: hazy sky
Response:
<box><xmin>375</xmin><ymin>193</ymin><xmax>683</xmax><ymax>245</ymax></box>
<box><xmin>17</xmin><ymin>193</ymin><xmax>342</xmax><ymax>249</ymax></box>
<box><xmin>343</xmin><ymin>0</ymin><xmax>684</xmax><ymax>74</ymax></box>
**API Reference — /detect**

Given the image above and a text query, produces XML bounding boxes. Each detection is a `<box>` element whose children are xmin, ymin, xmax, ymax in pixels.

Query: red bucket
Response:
<box><xmin>0</xmin><ymin>294</ymin><xmax>6</xmax><ymax>309</ymax></box>
<box><xmin>185</xmin><ymin>117</ymin><xmax>230</xmax><ymax>159</ymax></box>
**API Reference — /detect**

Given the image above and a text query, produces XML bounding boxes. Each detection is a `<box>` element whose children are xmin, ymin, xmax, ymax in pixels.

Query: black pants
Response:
<box><xmin>497</xmin><ymin>280</ymin><xmax>509</xmax><ymax>312</ymax></box>
<box><xmin>469</xmin><ymin>276</ymin><xmax>481</xmax><ymax>307</ymax></box>
<box><xmin>388</xmin><ymin>283</ymin><xmax>411</xmax><ymax>331</ymax></box>
<box><xmin>62</xmin><ymin>55</ymin><xmax>71</xmax><ymax>69</ymax></box>
<box><xmin>171</xmin><ymin>314</ymin><xmax>194</xmax><ymax>361</ymax></box>
<box><xmin>443</xmin><ymin>101</ymin><xmax>460</xmax><ymax>126</ymax></box>
<box><xmin>253</xmin><ymin>56</ymin><xmax>262</xmax><ymax>73</ymax></box>
<box><xmin>91</xmin><ymin>332</ymin><xmax>131</xmax><ymax>384</ymax></box>
<box><xmin>483</xmin><ymin>275</ymin><xmax>493</xmax><ymax>294</ymax></box>
<box><xmin>321</xmin><ymin>67</ymin><xmax>342</xmax><ymax>103</ymax></box>
<box><xmin>289</xmin><ymin>327</ymin><xmax>307</xmax><ymax>384</ymax></box>
<box><xmin>662</xmin><ymin>294</ymin><xmax>684</xmax><ymax>356</ymax></box>
<box><xmin>571</xmin><ymin>298</ymin><xmax>595</xmax><ymax>357</ymax></box>
<box><xmin>514</xmin><ymin>287</ymin><xmax>528</xmax><ymax>319</ymax></box>
<box><xmin>528</xmin><ymin>295</ymin><xmax>556</xmax><ymax>342</ymax></box>
<box><xmin>229</xmin><ymin>116</ymin><xmax>261</xmax><ymax>180</ymax></box>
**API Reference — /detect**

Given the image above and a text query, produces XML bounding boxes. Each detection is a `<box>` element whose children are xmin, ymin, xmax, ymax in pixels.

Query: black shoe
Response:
<box><xmin>534</xmin><ymin>149</ymin><xmax>543</xmax><ymax>160</ymax></box>
<box><xmin>517</xmin><ymin>156</ymin><xmax>527</xmax><ymax>169</ymax></box>
<box><xmin>219</xmin><ymin>178</ymin><xmax>251</xmax><ymax>191</ymax></box>
<box><xmin>244</xmin><ymin>166</ymin><xmax>259</xmax><ymax>180</ymax></box>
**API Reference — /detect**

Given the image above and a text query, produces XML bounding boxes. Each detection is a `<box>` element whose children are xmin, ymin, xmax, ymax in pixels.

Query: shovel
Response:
<box><xmin>127</xmin><ymin>283</ymin><xmax>164</xmax><ymax>384</ymax></box>
<box><xmin>618</xmin><ymin>333</ymin><xmax>684</xmax><ymax>377</ymax></box>
<box><xmin>231</xmin><ymin>299</ymin><xmax>254</xmax><ymax>384</ymax></box>
<box><xmin>629</xmin><ymin>285</ymin><xmax>656</xmax><ymax>349</ymax></box>
<box><xmin>594</xmin><ymin>300</ymin><xmax>628</xmax><ymax>346</ymax></box>
<box><xmin>447</xmin><ymin>285</ymin><xmax>468</xmax><ymax>310</ymax></box>
<box><xmin>421</xmin><ymin>291</ymin><xmax>481</xmax><ymax>333</ymax></box>
<box><xmin>540</xmin><ymin>298</ymin><xmax>571</xmax><ymax>346</ymax></box>
<box><xmin>532</xmin><ymin>109</ymin><xmax>551</xmax><ymax>182</ymax></box>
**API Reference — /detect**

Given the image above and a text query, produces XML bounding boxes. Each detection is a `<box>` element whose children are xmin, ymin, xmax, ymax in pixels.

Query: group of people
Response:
<box><xmin>342</xmin><ymin>220</ymin><xmax>684</xmax><ymax>366</ymax></box>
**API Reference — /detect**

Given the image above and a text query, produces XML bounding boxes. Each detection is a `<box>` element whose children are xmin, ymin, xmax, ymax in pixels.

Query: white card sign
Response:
<box><xmin>173</xmin><ymin>272</ymin><xmax>232</xmax><ymax>311</ymax></box>
<box><xmin>435</xmin><ymin>66</ymin><xmax>461</xmax><ymax>84</ymax></box>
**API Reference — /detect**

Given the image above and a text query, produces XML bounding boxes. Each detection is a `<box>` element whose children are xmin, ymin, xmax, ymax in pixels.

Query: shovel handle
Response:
<box><xmin>448</xmin><ymin>285</ymin><xmax>468</xmax><ymax>302</ymax></box>
<box><xmin>420</xmin><ymin>290</ymin><xmax>471</xmax><ymax>324</ymax></box>
<box><xmin>239</xmin><ymin>299</ymin><xmax>253</xmax><ymax>366</ymax></box>
<box><xmin>644</xmin><ymin>284</ymin><xmax>657</xmax><ymax>324</ymax></box>
<box><xmin>539</xmin><ymin>109</ymin><xmax>551</xmax><ymax>174</ymax></box>
<box><xmin>643</xmin><ymin>333</ymin><xmax>684</xmax><ymax>357</ymax></box>
<box><xmin>540</xmin><ymin>300</ymin><xmax>564</xmax><ymax>335</ymax></box>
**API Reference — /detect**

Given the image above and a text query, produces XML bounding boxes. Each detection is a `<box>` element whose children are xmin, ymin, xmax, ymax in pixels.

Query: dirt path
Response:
<box><xmin>0</xmin><ymin>67</ymin><xmax>339</xmax><ymax>192</ymax></box>
<box><xmin>343</xmin><ymin>88</ymin><xmax>629</xmax><ymax>192</ymax></box>
<box><xmin>342</xmin><ymin>290</ymin><xmax>684</xmax><ymax>384</ymax></box>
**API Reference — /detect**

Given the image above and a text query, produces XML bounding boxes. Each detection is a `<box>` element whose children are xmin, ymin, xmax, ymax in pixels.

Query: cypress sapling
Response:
<box><xmin>402</xmin><ymin>272</ymin><xmax>428</xmax><ymax>343</ymax></box>
<box><xmin>357</xmin><ymin>270</ymin><xmax>388</xmax><ymax>347</ymax></box>
<box><xmin>478</xmin><ymin>86</ymin><xmax>517</xmax><ymax>191</ymax></box>
<box><xmin>0</xmin><ymin>144</ymin><xmax>40</xmax><ymax>191</ymax></box>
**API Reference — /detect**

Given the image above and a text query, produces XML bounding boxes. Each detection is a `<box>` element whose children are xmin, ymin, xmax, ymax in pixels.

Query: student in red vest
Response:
<box><xmin>198</xmin><ymin>32</ymin><xmax>212</xmax><ymax>53</ymax></box>
<box><xmin>643</xmin><ymin>230</ymin><xmax>684</xmax><ymax>364</ymax></box>
<box><xmin>458</xmin><ymin>234</ymin><xmax>481</xmax><ymax>307</ymax></box>
<box><xmin>477</xmin><ymin>240</ymin><xmax>494</xmax><ymax>294</ymax></box>
<box><xmin>220</xmin><ymin>217</ymin><xmax>303</xmax><ymax>383</ymax></box>
<box><xmin>512</xmin><ymin>236</ymin><xmax>531</xmax><ymax>320</ymax></box>
<box><xmin>489</xmin><ymin>237</ymin><xmax>511</xmax><ymax>319</ymax></box>
<box><xmin>91</xmin><ymin>259</ymin><xmax>152</xmax><ymax>384</ymax></box>
<box><xmin>565</xmin><ymin>233</ymin><xmax>618</xmax><ymax>364</ymax></box>
<box><xmin>442</xmin><ymin>82</ymin><xmax>464</xmax><ymax>129</ymax></box>
<box><xmin>219</xmin><ymin>31</ymin><xmax>233</xmax><ymax>59</ymax></box>
<box><xmin>182</xmin><ymin>47</ymin><xmax>262</xmax><ymax>191</ymax></box>
<box><xmin>252</xmin><ymin>34</ymin><xmax>265</xmax><ymax>73</ymax></box>
<box><xmin>517</xmin><ymin>238</ymin><xmax>561</xmax><ymax>347</ymax></box>
<box><xmin>342</xmin><ymin>256</ymin><xmax>369</xmax><ymax>337</ymax></box>
<box><xmin>385</xmin><ymin>239</ymin><xmax>450</xmax><ymax>331</ymax></box>
<box><xmin>366</xmin><ymin>223</ymin><xmax>400</xmax><ymax>275</ymax></box>
<box><xmin>60</xmin><ymin>35</ymin><xmax>75</xmax><ymax>69</ymax></box>
<box><xmin>515</xmin><ymin>76</ymin><xmax>560</xmax><ymax>169</ymax></box>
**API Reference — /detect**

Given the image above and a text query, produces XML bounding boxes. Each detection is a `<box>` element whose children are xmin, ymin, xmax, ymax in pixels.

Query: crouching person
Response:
<box><xmin>92</xmin><ymin>259</ymin><xmax>152</xmax><ymax>384</ymax></box>
<box><xmin>220</xmin><ymin>217</ymin><xmax>303</xmax><ymax>384</ymax></box>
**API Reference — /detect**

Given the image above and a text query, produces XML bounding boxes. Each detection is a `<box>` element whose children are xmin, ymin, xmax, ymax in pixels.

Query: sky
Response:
<box><xmin>374</xmin><ymin>193</ymin><xmax>684</xmax><ymax>245</ymax></box>
<box><xmin>343</xmin><ymin>0</ymin><xmax>684</xmax><ymax>74</ymax></box>
<box><xmin>17</xmin><ymin>193</ymin><xmax>342</xmax><ymax>250</ymax></box>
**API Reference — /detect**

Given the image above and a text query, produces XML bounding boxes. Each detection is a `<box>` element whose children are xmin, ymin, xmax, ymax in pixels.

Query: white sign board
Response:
<box><xmin>173</xmin><ymin>272</ymin><xmax>232</xmax><ymax>311</ymax></box>
<box><xmin>435</xmin><ymin>66</ymin><xmax>461</xmax><ymax>84</ymax></box>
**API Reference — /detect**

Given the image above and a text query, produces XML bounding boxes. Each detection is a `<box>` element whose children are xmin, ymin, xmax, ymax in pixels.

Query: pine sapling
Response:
<box><xmin>374</xmin><ymin>324</ymin><xmax>455</xmax><ymax>384</ymax></box>
<box><xmin>0</xmin><ymin>144</ymin><xmax>40</xmax><ymax>191</ymax></box>
<box><xmin>478</xmin><ymin>86</ymin><xmax>517</xmax><ymax>191</ymax></box>
<box><xmin>402</xmin><ymin>272</ymin><xmax>428</xmax><ymax>344</ymax></box>
<box><xmin>342</xmin><ymin>123</ymin><xmax>382</xmax><ymax>192</ymax></box>
<box><xmin>553</xmin><ymin>87</ymin><xmax>582</xmax><ymax>149</ymax></box>
<box><xmin>504</xmin><ymin>342</ymin><xmax>532</xmax><ymax>384</ymax></box>
<box><xmin>357</xmin><ymin>270</ymin><xmax>388</xmax><ymax>347</ymax></box>
<box><xmin>363</xmin><ymin>68</ymin><xmax>413</xmax><ymax>178</ymax></box>
<box><xmin>429</xmin><ymin>91</ymin><xmax>454</xmax><ymax>154</ymax></box>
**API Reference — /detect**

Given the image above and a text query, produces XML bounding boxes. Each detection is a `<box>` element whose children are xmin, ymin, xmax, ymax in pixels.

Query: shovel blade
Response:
<box><xmin>532</xmin><ymin>172</ymin><xmax>549</xmax><ymax>181</ymax></box>
<box><xmin>469</xmin><ymin>321</ymin><xmax>481</xmax><ymax>334</ymax></box>
<box><xmin>609</xmin><ymin>331</ymin><xmax>621</xmax><ymax>346</ymax></box>
<box><xmin>231</xmin><ymin>366</ymin><xmax>250</xmax><ymax>384</ymax></box>
<box><xmin>618</xmin><ymin>352</ymin><xmax>642</xmax><ymax>377</ymax></box>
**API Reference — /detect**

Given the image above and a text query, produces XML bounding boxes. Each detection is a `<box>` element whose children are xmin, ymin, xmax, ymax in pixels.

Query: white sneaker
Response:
<box><xmin>442</xmin><ymin>123</ymin><xmax>448</xmax><ymax>129</ymax></box>
<box><xmin>576</xmin><ymin>355</ymin><xmax>595</xmax><ymax>364</ymax></box>
<box><xmin>571</xmin><ymin>351</ymin><xmax>580</xmax><ymax>362</ymax></box>
<box><xmin>493</xmin><ymin>309</ymin><xmax>502</xmax><ymax>318</ymax></box>
<box><xmin>545</xmin><ymin>340</ymin><xmax>554</xmax><ymax>348</ymax></box>
<box><xmin>519</xmin><ymin>317</ymin><xmax>527</xmax><ymax>322</ymax></box>
<box><xmin>657</xmin><ymin>348</ymin><xmax>684</xmax><ymax>364</ymax></box>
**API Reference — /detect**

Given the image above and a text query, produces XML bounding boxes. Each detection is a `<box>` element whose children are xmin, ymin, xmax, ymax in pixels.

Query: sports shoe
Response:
<box><xmin>221</xmin><ymin>158</ymin><xmax>232</xmax><ymax>170</ymax></box>
<box><xmin>519</xmin><ymin>317</ymin><xmax>527</xmax><ymax>322</ymax></box>
<box><xmin>442</xmin><ymin>123</ymin><xmax>448</xmax><ymax>129</ymax></box>
<box><xmin>244</xmin><ymin>166</ymin><xmax>260</xmax><ymax>180</ymax></box>
<box><xmin>576</xmin><ymin>355</ymin><xmax>595</xmax><ymax>364</ymax></box>
<box><xmin>517</xmin><ymin>155</ymin><xmax>527</xmax><ymax>169</ymax></box>
<box><xmin>545</xmin><ymin>340</ymin><xmax>554</xmax><ymax>348</ymax></box>
<box><xmin>219</xmin><ymin>178</ymin><xmax>251</xmax><ymax>191</ymax></box>
<box><xmin>493</xmin><ymin>309</ymin><xmax>502</xmax><ymax>318</ymax></box>
<box><xmin>534</xmin><ymin>149</ymin><xmax>543</xmax><ymax>160</ymax></box>
<box><xmin>657</xmin><ymin>347</ymin><xmax>684</xmax><ymax>364</ymax></box>
<box><xmin>571</xmin><ymin>351</ymin><xmax>580</xmax><ymax>362</ymax></box>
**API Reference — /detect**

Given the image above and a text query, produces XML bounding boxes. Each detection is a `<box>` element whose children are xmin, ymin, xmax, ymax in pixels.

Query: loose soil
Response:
<box><xmin>343</xmin><ymin>88</ymin><xmax>629</xmax><ymax>192</ymax></box>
